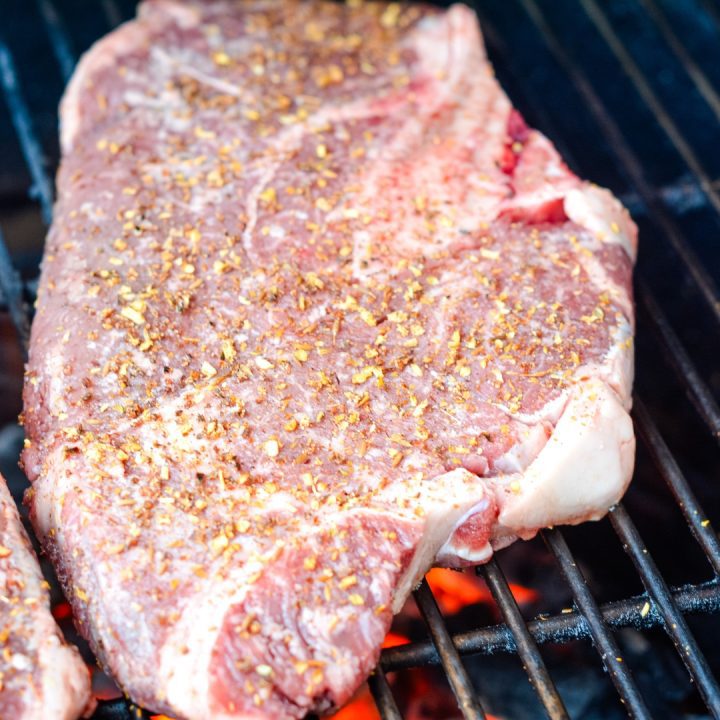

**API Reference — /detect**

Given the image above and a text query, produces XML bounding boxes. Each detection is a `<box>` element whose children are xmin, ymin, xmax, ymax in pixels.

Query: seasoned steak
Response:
<box><xmin>0</xmin><ymin>475</ymin><xmax>93</xmax><ymax>720</ymax></box>
<box><xmin>22</xmin><ymin>1</ymin><xmax>636</xmax><ymax>718</ymax></box>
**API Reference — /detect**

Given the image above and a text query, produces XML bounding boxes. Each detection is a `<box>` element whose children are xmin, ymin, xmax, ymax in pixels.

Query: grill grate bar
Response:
<box><xmin>474</xmin><ymin>14</ymin><xmax>580</xmax><ymax>171</ymax></box>
<box><xmin>37</xmin><ymin>0</ymin><xmax>76</xmax><ymax>82</ymax></box>
<box><xmin>609</xmin><ymin>505</ymin><xmax>720</xmax><ymax>715</ymax></box>
<box><xmin>414</xmin><ymin>578</ymin><xmax>486</xmax><ymax>719</ymax></box>
<box><xmin>519</xmin><ymin>0</ymin><xmax>720</xmax><ymax>326</ymax></box>
<box><xmin>0</xmin><ymin>43</ymin><xmax>55</xmax><ymax>224</ymax></box>
<box><xmin>638</xmin><ymin>0</ymin><xmax>720</xmax><ymax>123</ymax></box>
<box><xmin>633</xmin><ymin>398</ymin><xmax>720</xmax><ymax>575</ymax></box>
<box><xmin>367</xmin><ymin>668</ymin><xmax>403</xmax><ymax>720</ymax></box>
<box><xmin>580</xmin><ymin>0</ymin><xmax>720</xmax><ymax>218</ymax></box>
<box><xmin>382</xmin><ymin>581</ymin><xmax>720</xmax><ymax>670</ymax></box>
<box><xmin>543</xmin><ymin>528</ymin><xmax>652</xmax><ymax>719</ymax></box>
<box><xmin>638</xmin><ymin>284</ymin><xmax>720</xmax><ymax>439</ymax></box>
<box><xmin>480</xmin><ymin>559</ymin><xmax>569</xmax><ymax>720</ymax></box>
<box><xmin>0</xmin><ymin>228</ymin><xmax>30</xmax><ymax>357</ymax></box>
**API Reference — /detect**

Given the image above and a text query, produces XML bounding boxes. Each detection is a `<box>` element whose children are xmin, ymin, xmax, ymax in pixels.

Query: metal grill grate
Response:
<box><xmin>0</xmin><ymin>1</ymin><xmax>719</xmax><ymax>719</ymax></box>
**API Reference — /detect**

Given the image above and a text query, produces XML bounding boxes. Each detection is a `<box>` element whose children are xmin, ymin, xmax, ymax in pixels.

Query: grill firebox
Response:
<box><xmin>0</xmin><ymin>1</ymin><xmax>719</xmax><ymax>719</ymax></box>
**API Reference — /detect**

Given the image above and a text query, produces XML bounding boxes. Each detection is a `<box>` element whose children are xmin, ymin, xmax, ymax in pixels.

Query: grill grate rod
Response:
<box><xmin>480</xmin><ymin>559</ymin><xmax>569</xmax><ymax>720</ymax></box>
<box><xmin>580</xmin><ymin>0</ymin><xmax>720</xmax><ymax>219</ymax></box>
<box><xmin>0</xmin><ymin>43</ymin><xmax>55</xmax><ymax>224</ymax></box>
<box><xmin>382</xmin><ymin>581</ymin><xmax>720</xmax><ymax>670</ymax></box>
<box><xmin>609</xmin><ymin>505</ymin><xmax>720</xmax><ymax>715</ymax></box>
<box><xmin>638</xmin><ymin>285</ymin><xmax>720</xmax><ymax>439</ymax></box>
<box><xmin>414</xmin><ymin>578</ymin><xmax>486</xmax><ymax>719</ymax></box>
<box><xmin>516</xmin><ymin>0</ymin><xmax>720</xmax><ymax>327</ymax></box>
<box><xmin>0</xmin><ymin>228</ymin><xmax>30</xmax><ymax>356</ymax></box>
<box><xmin>543</xmin><ymin>528</ymin><xmax>652</xmax><ymax>720</ymax></box>
<box><xmin>37</xmin><ymin>0</ymin><xmax>75</xmax><ymax>82</ymax></box>
<box><xmin>475</xmin><ymin>16</ymin><xmax>580</xmax><ymax>172</ymax></box>
<box><xmin>367</xmin><ymin>668</ymin><xmax>403</xmax><ymax>720</ymax></box>
<box><xmin>638</xmin><ymin>0</ymin><xmax>720</xmax><ymax>123</ymax></box>
<box><xmin>633</xmin><ymin>399</ymin><xmax>720</xmax><ymax>575</ymax></box>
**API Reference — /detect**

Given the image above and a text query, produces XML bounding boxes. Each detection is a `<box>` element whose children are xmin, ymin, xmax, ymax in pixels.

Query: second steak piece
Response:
<box><xmin>0</xmin><ymin>475</ymin><xmax>93</xmax><ymax>720</ymax></box>
<box><xmin>22</xmin><ymin>1</ymin><xmax>636</xmax><ymax>718</ymax></box>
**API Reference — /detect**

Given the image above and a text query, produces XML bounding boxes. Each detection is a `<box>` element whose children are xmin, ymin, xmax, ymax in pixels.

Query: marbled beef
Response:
<box><xmin>22</xmin><ymin>2</ymin><xmax>636</xmax><ymax>718</ymax></box>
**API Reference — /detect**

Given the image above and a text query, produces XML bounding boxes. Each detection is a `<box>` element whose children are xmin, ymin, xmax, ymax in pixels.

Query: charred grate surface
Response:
<box><xmin>0</xmin><ymin>1</ymin><xmax>719</xmax><ymax>718</ymax></box>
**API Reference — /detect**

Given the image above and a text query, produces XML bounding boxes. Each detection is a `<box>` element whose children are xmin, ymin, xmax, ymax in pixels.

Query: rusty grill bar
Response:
<box><xmin>0</xmin><ymin>1</ymin><xmax>719</xmax><ymax>719</ymax></box>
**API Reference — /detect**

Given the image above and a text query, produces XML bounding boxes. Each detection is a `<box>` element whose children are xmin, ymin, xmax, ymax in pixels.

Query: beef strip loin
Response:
<box><xmin>0</xmin><ymin>475</ymin><xmax>93</xmax><ymax>719</ymax></box>
<box><xmin>22</xmin><ymin>1</ymin><xmax>636</xmax><ymax>718</ymax></box>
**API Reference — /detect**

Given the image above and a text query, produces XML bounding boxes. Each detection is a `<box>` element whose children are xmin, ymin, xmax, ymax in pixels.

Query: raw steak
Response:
<box><xmin>0</xmin><ymin>475</ymin><xmax>93</xmax><ymax>719</ymax></box>
<box><xmin>22</xmin><ymin>1</ymin><xmax>637</xmax><ymax>718</ymax></box>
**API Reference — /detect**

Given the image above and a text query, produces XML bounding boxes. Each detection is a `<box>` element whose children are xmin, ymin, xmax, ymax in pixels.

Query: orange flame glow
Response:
<box><xmin>382</xmin><ymin>631</ymin><xmax>411</xmax><ymax>649</ymax></box>
<box><xmin>328</xmin><ymin>684</ymin><xmax>380</xmax><ymax>720</ymax></box>
<box><xmin>426</xmin><ymin>568</ymin><xmax>538</xmax><ymax>614</ymax></box>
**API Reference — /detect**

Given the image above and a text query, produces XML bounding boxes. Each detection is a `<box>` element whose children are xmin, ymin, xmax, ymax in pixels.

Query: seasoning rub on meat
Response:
<box><xmin>22</xmin><ymin>1</ymin><xmax>636</xmax><ymax>718</ymax></box>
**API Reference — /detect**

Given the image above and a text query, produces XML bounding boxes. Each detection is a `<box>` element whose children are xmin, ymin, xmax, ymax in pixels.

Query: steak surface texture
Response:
<box><xmin>0</xmin><ymin>475</ymin><xmax>93</xmax><ymax>720</ymax></box>
<box><xmin>22</xmin><ymin>1</ymin><xmax>637</xmax><ymax>718</ymax></box>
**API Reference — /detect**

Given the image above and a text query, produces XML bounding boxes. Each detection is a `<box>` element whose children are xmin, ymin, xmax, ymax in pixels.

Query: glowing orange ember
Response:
<box><xmin>382</xmin><ymin>631</ymin><xmax>411</xmax><ymax>649</ymax></box>
<box><xmin>328</xmin><ymin>684</ymin><xmax>380</xmax><ymax>720</ymax></box>
<box><xmin>426</xmin><ymin>568</ymin><xmax>538</xmax><ymax>614</ymax></box>
<box><xmin>505</xmin><ymin>582</ymin><xmax>539</xmax><ymax>606</ymax></box>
